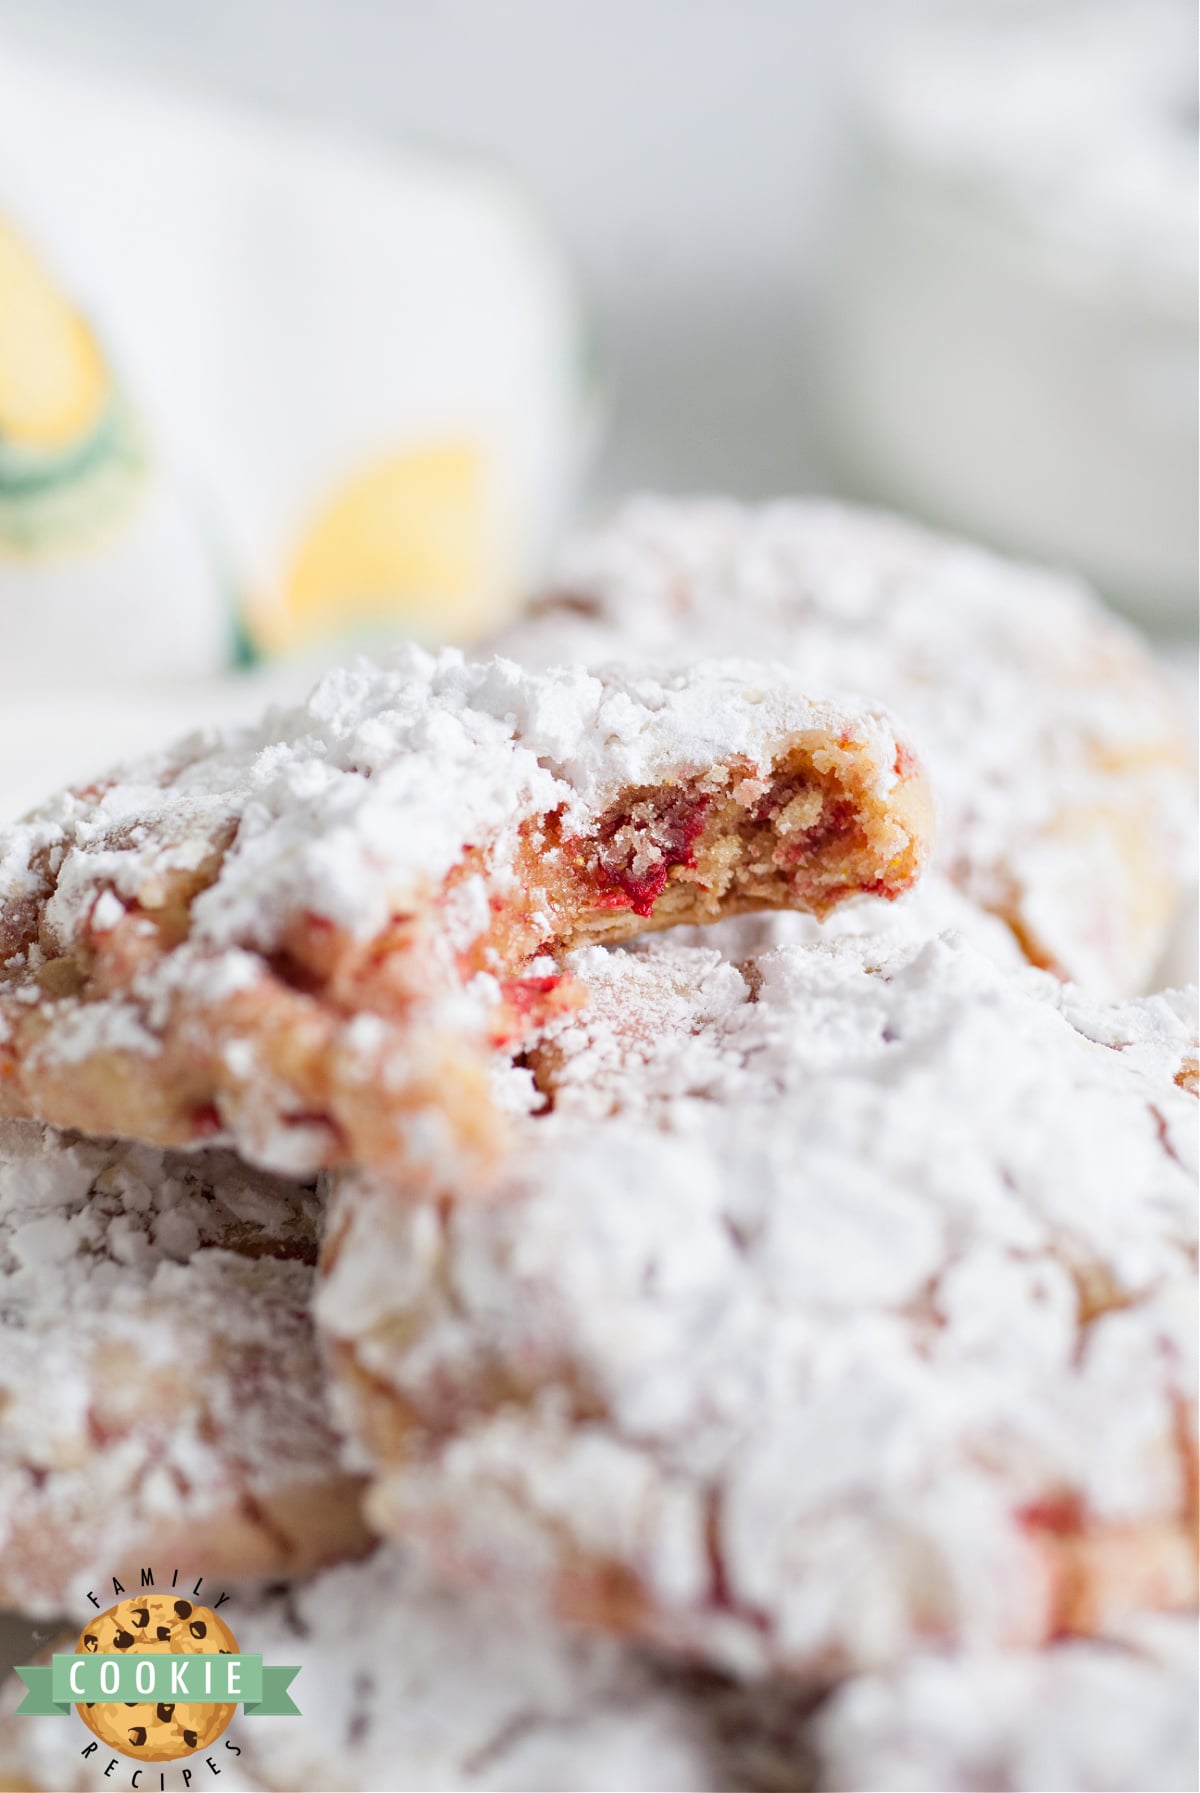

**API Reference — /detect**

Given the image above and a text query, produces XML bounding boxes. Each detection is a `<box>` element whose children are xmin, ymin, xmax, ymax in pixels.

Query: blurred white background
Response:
<box><xmin>1</xmin><ymin>0</ymin><xmax>1193</xmax><ymax>617</ymax></box>
<box><xmin>0</xmin><ymin>0</ymin><xmax>847</xmax><ymax>497</ymax></box>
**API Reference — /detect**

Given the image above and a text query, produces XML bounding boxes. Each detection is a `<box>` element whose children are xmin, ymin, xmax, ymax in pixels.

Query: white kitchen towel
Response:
<box><xmin>0</xmin><ymin>42</ymin><xmax>589</xmax><ymax>686</ymax></box>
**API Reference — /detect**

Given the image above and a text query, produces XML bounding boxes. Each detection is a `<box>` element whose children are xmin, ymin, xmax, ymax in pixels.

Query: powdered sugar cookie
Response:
<box><xmin>810</xmin><ymin>1616</ymin><xmax>1198</xmax><ymax>1793</ymax></box>
<box><xmin>648</xmin><ymin>1616</ymin><xmax>1199</xmax><ymax>1792</ymax></box>
<box><xmin>320</xmin><ymin>933</ymin><xmax>1198</xmax><ymax>1680</ymax></box>
<box><xmin>0</xmin><ymin>1119</ymin><xmax>368</xmax><ymax>1616</ymax></box>
<box><xmin>0</xmin><ymin>647</ymin><xmax>929</xmax><ymax>1183</ymax></box>
<box><xmin>496</xmin><ymin>499</ymin><xmax>1194</xmax><ymax>995</ymax></box>
<box><xmin>0</xmin><ymin>1546</ymin><xmax>721</xmax><ymax>1792</ymax></box>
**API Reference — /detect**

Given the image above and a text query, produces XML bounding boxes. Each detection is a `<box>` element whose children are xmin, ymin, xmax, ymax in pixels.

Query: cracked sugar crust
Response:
<box><xmin>318</xmin><ymin>931</ymin><xmax>1199</xmax><ymax>1681</ymax></box>
<box><xmin>0</xmin><ymin>1546</ymin><xmax>722</xmax><ymax>1793</ymax></box>
<box><xmin>0</xmin><ymin>646</ymin><xmax>929</xmax><ymax>1184</ymax></box>
<box><xmin>810</xmin><ymin>1616</ymin><xmax>1198</xmax><ymax>1793</ymax></box>
<box><xmin>0</xmin><ymin>1119</ymin><xmax>370</xmax><ymax>1616</ymax></box>
<box><xmin>652</xmin><ymin>1615</ymin><xmax>1199</xmax><ymax>1793</ymax></box>
<box><xmin>494</xmin><ymin>497</ymin><xmax>1195</xmax><ymax>996</ymax></box>
<box><xmin>527</xmin><ymin>933</ymin><xmax>1200</xmax><ymax>1125</ymax></box>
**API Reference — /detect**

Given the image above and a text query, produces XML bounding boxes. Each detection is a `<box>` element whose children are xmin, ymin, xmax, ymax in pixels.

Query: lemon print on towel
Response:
<box><xmin>267</xmin><ymin>439</ymin><xmax>493</xmax><ymax>652</ymax></box>
<box><xmin>0</xmin><ymin>218</ymin><xmax>144</xmax><ymax>553</ymax></box>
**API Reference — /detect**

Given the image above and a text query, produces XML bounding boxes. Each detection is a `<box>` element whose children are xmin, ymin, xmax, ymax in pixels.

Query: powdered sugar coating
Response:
<box><xmin>597</xmin><ymin>868</ymin><xmax>1030</xmax><ymax>991</ymax></box>
<box><xmin>3</xmin><ymin>646</ymin><xmax>910</xmax><ymax>956</ymax></box>
<box><xmin>0</xmin><ymin>646</ymin><xmax>929</xmax><ymax>1182</ymax></box>
<box><xmin>0</xmin><ymin>1119</ymin><xmax>368</xmax><ymax>1615</ymax></box>
<box><xmin>812</xmin><ymin>1617</ymin><xmax>1198</xmax><ymax>1792</ymax></box>
<box><xmin>0</xmin><ymin>1547</ymin><xmax>720</xmax><ymax>1792</ymax></box>
<box><xmin>321</xmin><ymin>932</ymin><xmax>1198</xmax><ymax>1679</ymax></box>
<box><xmin>496</xmin><ymin>498</ymin><xmax>1194</xmax><ymax>994</ymax></box>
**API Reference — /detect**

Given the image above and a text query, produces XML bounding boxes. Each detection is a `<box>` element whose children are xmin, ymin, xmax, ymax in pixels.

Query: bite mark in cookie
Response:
<box><xmin>0</xmin><ymin>649</ymin><xmax>930</xmax><ymax>1184</ymax></box>
<box><xmin>494</xmin><ymin>498</ymin><xmax>1195</xmax><ymax>996</ymax></box>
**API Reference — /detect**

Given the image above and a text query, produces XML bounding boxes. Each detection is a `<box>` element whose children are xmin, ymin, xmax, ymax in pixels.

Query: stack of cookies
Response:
<box><xmin>0</xmin><ymin>501</ymin><xmax>1195</xmax><ymax>1792</ymax></box>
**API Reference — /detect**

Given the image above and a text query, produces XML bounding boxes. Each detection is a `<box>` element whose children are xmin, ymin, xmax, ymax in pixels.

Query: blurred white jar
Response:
<box><xmin>828</xmin><ymin>1</ymin><xmax>1198</xmax><ymax>628</ymax></box>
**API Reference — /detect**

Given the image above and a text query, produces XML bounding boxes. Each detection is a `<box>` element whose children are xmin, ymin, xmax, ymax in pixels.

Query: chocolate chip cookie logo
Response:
<box><xmin>14</xmin><ymin>1573</ymin><xmax>299</xmax><ymax>1782</ymax></box>
<box><xmin>69</xmin><ymin>1595</ymin><xmax>241</xmax><ymax>1764</ymax></box>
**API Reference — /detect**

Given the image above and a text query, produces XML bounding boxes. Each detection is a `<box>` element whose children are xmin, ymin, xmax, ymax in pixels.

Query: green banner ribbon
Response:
<box><xmin>15</xmin><ymin>1656</ymin><xmax>300</xmax><ymax>1718</ymax></box>
<box><xmin>242</xmin><ymin>1665</ymin><xmax>300</xmax><ymax>1718</ymax></box>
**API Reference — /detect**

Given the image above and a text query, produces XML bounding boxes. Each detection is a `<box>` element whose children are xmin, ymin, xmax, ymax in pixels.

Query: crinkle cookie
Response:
<box><xmin>495</xmin><ymin>498</ymin><xmax>1194</xmax><ymax>995</ymax></box>
<box><xmin>0</xmin><ymin>647</ymin><xmax>929</xmax><ymax>1184</ymax></box>
<box><xmin>0</xmin><ymin>1547</ymin><xmax>721</xmax><ymax>1793</ymax></box>
<box><xmin>319</xmin><ymin>933</ymin><xmax>1198</xmax><ymax>1681</ymax></box>
<box><xmin>810</xmin><ymin>1616</ymin><xmax>1198</xmax><ymax>1793</ymax></box>
<box><xmin>650</xmin><ymin>1616</ymin><xmax>1199</xmax><ymax>1793</ymax></box>
<box><xmin>0</xmin><ymin>1119</ymin><xmax>369</xmax><ymax>1615</ymax></box>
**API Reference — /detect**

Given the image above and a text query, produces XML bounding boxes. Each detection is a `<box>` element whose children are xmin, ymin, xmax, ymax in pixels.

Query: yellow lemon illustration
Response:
<box><xmin>74</xmin><ymin>1596</ymin><xmax>238</xmax><ymax>1764</ymax></box>
<box><xmin>0</xmin><ymin>220</ymin><xmax>108</xmax><ymax>450</ymax></box>
<box><xmin>270</xmin><ymin>439</ymin><xmax>491</xmax><ymax>651</ymax></box>
<box><xmin>0</xmin><ymin>218</ymin><xmax>145</xmax><ymax>555</ymax></box>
